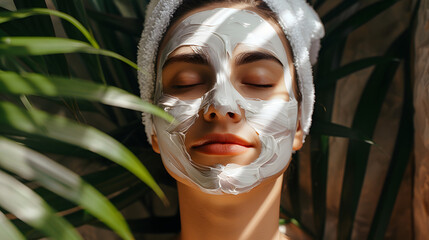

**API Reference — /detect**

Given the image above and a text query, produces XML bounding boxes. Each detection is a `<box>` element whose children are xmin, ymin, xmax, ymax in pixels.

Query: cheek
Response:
<box><xmin>245</xmin><ymin>99</ymin><xmax>298</xmax><ymax>139</ymax></box>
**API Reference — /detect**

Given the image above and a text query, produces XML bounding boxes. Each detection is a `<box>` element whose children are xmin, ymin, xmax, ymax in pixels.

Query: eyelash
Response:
<box><xmin>172</xmin><ymin>82</ymin><xmax>273</xmax><ymax>89</ymax></box>
<box><xmin>173</xmin><ymin>83</ymin><xmax>203</xmax><ymax>89</ymax></box>
<box><xmin>244</xmin><ymin>83</ymin><xmax>273</xmax><ymax>88</ymax></box>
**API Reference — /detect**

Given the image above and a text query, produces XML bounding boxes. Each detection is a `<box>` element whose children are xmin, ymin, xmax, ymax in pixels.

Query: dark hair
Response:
<box><xmin>170</xmin><ymin>0</ymin><xmax>278</xmax><ymax>26</ymax></box>
<box><xmin>163</xmin><ymin>0</ymin><xmax>302</xmax><ymax>103</ymax></box>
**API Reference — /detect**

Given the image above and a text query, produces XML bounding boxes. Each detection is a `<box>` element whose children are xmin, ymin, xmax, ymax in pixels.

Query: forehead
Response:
<box><xmin>158</xmin><ymin>5</ymin><xmax>291</xmax><ymax>64</ymax></box>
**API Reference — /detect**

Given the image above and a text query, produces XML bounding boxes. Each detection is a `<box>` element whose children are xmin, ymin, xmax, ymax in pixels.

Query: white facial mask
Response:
<box><xmin>152</xmin><ymin>8</ymin><xmax>298</xmax><ymax>194</ymax></box>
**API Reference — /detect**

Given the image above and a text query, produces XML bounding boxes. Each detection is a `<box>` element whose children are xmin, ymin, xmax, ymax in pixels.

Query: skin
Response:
<box><xmin>151</xmin><ymin>2</ymin><xmax>304</xmax><ymax>240</ymax></box>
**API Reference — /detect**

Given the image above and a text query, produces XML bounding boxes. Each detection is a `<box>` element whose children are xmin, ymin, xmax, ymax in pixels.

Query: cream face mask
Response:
<box><xmin>152</xmin><ymin>8</ymin><xmax>298</xmax><ymax>194</ymax></box>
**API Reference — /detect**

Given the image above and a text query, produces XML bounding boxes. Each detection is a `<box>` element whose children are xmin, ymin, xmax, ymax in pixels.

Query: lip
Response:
<box><xmin>191</xmin><ymin>133</ymin><xmax>253</xmax><ymax>155</ymax></box>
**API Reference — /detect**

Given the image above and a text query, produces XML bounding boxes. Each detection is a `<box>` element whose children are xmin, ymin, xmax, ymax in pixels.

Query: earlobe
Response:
<box><xmin>292</xmin><ymin>120</ymin><xmax>304</xmax><ymax>151</ymax></box>
<box><xmin>151</xmin><ymin>134</ymin><xmax>161</xmax><ymax>154</ymax></box>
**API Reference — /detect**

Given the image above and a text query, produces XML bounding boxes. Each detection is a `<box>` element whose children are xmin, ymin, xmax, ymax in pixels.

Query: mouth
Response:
<box><xmin>191</xmin><ymin>133</ymin><xmax>253</xmax><ymax>155</ymax></box>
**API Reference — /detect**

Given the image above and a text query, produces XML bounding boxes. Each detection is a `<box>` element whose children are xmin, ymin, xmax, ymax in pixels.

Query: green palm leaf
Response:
<box><xmin>0</xmin><ymin>136</ymin><xmax>135</xmax><ymax>240</ymax></box>
<box><xmin>0</xmin><ymin>210</ymin><xmax>25</xmax><ymax>240</ymax></box>
<box><xmin>310</xmin><ymin>121</ymin><xmax>374</xmax><ymax>144</ymax></box>
<box><xmin>0</xmin><ymin>37</ymin><xmax>137</xmax><ymax>69</ymax></box>
<box><xmin>0</xmin><ymin>170</ymin><xmax>82</xmax><ymax>240</ymax></box>
<box><xmin>0</xmin><ymin>71</ymin><xmax>173</xmax><ymax>122</ymax></box>
<box><xmin>0</xmin><ymin>101</ymin><xmax>167</xmax><ymax>204</ymax></box>
<box><xmin>317</xmin><ymin>56</ymin><xmax>399</xmax><ymax>90</ymax></box>
<box><xmin>0</xmin><ymin>8</ymin><xmax>98</xmax><ymax>48</ymax></box>
<box><xmin>337</xmin><ymin>29</ymin><xmax>408</xmax><ymax>240</ymax></box>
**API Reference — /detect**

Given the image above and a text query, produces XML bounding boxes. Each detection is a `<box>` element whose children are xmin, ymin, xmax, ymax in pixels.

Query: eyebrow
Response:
<box><xmin>235</xmin><ymin>51</ymin><xmax>283</xmax><ymax>66</ymax></box>
<box><xmin>162</xmin><ymin>53</ymin><xmax>209</xmax><ymax>69</ymax></box>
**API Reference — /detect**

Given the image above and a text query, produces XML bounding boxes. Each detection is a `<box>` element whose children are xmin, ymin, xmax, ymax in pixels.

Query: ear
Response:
<box><xmin>151</xmin><ymin>134</ymin><xmax>160</xmax><ymax>154</ymax></box>
<box><xmin>292</xmin><ymin>120</ymin><xmax>304</xmax><ymax>151</ymax></box>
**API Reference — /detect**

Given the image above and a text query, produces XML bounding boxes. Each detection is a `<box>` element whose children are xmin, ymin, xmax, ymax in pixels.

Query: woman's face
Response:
<box><xmin>162</xmin><ymin>45</ymin><xmax>289</xmax><ymax>168</ymax></box>
<box><xmin>151</xmin><ymin>3</ymin><xmax>303</xmax><ymax>194</ymax></box>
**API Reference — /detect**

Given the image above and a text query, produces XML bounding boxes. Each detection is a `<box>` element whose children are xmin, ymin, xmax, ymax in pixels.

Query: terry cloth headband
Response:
<box><xmin>137</xmin><ymin>0</ymin><xmax>325</xmax><ymax>144</ymax></box>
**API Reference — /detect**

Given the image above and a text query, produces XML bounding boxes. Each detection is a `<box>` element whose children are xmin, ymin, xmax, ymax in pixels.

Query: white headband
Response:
<box><xmin>137</xmin><ymin>0</ymin><xmax>324</xmax><ymax>143</ymax></box>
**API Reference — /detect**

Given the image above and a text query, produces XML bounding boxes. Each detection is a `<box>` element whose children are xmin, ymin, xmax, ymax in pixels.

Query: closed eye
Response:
<box><xmin>172</xmin><ymin>83</ymin><xmax>204</xmax><ymax>89</ymax></box>
<box><xmin>244</xmin><ymin>83</ymin><xmax>273</xmax><ymax>88</ymax></box>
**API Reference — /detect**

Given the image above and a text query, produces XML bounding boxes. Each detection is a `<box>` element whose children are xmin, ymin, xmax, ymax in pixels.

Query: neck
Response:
<box><xmin>177</xmin><ymin>174</ymin><xmax>284</xmax><ymax>240</ymax></box>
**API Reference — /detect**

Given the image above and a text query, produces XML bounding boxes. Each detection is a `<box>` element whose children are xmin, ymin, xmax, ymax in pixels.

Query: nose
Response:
<box><xmin>203</xmin><ymin>105</ymin><xmax>242</xmax><ymax>123</ymax></box>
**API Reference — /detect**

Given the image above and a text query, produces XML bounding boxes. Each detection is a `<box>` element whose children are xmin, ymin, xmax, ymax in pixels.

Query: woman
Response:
<box><xmin>138</xmin><ymin>0</ymin><xmax>324</xmax><ymax>239</ymax></box>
